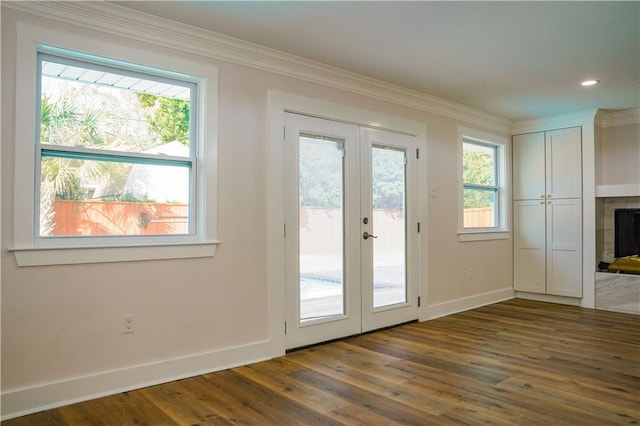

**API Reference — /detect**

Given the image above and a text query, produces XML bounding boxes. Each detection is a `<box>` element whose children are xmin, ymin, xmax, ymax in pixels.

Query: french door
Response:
<box><xmin>284</xmin><ymin>113</ymin><xmax>418</xmax><ymax>349</ymax></box>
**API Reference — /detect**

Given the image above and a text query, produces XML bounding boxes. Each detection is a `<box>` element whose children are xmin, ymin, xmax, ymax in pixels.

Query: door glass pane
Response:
<box><xmin>299</xmin><ymin>135</ymin><xmax>345</xmax><ymax>322</ymax></box>
<box><xmin>372</xmin><ymin>146</ymin><xmax>406</xmax><ymax>308</ymax></box>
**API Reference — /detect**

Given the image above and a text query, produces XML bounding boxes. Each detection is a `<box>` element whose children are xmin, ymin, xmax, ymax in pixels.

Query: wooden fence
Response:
<box><xmin>49</xmin><ymin>202</ymin><xmax>494</xmax><ymax>238</ymax></box>
<box><xmin>463</xmin><ymin>207</ymin><xmax>494</xmax><ymax>228</ymax></box>
<box><xmin>51</xmin><ymin>200</ymin><xmax>188</xmax><ymax>236</ymax></box>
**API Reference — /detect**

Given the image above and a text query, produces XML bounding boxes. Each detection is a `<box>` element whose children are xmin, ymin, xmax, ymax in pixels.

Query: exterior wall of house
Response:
<box><xmin>1</xmin><ymin>4</ymin><xmax>514</xmax><ymax>418</ymax></box>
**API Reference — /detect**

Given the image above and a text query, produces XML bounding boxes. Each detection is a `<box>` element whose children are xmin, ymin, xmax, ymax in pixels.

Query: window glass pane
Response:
<box><xmin>40</xmin><ymin>156</ymin><xmax>190</xmax><ymax>237</ymax></box>
<box><xmin>463</xmin><ymin>187</ymin><xmax>496</xmax><ymax>228</ymax></box>
<box><xmin>298</xmin><ymin>135</ymin><xmax>345</xmax><ymax>322</ymax></box>
<box><xmin>372</xmin><ymin>146</ymin><xmax>406</xmax><ymax>308</ymax></box>
<box><xmin>463</xmin><ymin>142</ymin><xmax>495</xmax><ymax>185</ymax></box>
<box><xmin>40</xmin><ymin>57</ymin><xmax>192</xmax><ymax>156</ymax></box>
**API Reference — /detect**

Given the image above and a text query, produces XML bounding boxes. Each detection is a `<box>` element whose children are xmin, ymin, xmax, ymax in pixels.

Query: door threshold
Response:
<box><xmin>286</xmin><ymin>319</ymin><xmax>418</xmax><ymax>353</ymax></box>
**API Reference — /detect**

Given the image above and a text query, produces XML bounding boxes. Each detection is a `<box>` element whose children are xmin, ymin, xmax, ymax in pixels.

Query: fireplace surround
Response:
<box><xmin>597</xmin><ymin>196</ymin><xmax>640</xmax><ymax>263</ymax></box>
<box><xmin>595</xmin><ymin>196</ymin><xmax>640</xmax><ymax>314</ymax></box>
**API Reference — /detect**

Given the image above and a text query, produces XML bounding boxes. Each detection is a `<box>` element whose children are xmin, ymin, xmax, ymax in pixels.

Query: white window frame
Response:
<box><xmin>457</xmin><ymin>127</ymin><xmax>510</xmax><ymax>242</ymax></box>
<box><xmin>10</xmin><ymin>23</ymin><xmax>220</xmax><ymax>266</ymax></box>
<box><xmin>37</xmin><ymin>50</ymin><xmax>198</xmax><ymax>241</ymax></box>
<box><xmin>463</xmin><ymin>140</ymin><xmax>499</xmax><ymax>226</ymax></box>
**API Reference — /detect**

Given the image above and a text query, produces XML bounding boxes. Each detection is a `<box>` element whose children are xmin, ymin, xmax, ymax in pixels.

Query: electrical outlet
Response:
<box><xmin>466</xmin><ymin>268</ymin><xmax>473</xmax><ymax>279</ymax></box>
<box><xmin>123</xmin><ymin>314</ymin><xmax>135</xmax><ymax>334</ymax></box>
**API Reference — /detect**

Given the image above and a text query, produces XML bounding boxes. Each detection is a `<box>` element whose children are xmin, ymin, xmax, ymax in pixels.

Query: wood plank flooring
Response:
<box><xmin>5</xmin><ymin>299</ymin><xmax>639</xmax><ymax>425</ymax></box>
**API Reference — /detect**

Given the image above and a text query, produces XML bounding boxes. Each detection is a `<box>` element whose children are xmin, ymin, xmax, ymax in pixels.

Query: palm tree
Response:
<box><xmin>39</xmin><ymin>95</ymin><xmax>129</xmax><ymax>235</ymax></box>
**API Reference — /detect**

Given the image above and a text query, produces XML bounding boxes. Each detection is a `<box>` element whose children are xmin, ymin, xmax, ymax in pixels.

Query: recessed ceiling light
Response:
<box><xmin>581</xmin><ymin>80</ymin><xmax>600</xmax><ymax>86</ymax></box>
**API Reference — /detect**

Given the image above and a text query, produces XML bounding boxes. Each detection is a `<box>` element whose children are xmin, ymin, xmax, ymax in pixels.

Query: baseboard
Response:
<box><xmin>515</xmin><ymin>292</ymin><xmax>582</xmax><ymax>306</ymax></box>
<box><xmin>422</xmin><ymin>287</ymin><xmax>515</xmax><ymax>320</ymax></box>
<box><xmin>1</xmin><ymin>339</ymin><xmax>271</xmax><ymax>421</ymax></box>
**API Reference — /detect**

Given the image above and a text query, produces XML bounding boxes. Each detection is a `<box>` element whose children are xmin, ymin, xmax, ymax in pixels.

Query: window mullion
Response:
<box><xmin>41</xmin><ymin>145</ymin><xmax>193</xmax><ymax>167</ymax></box>
<box><xmin>463</xmin><ymin>183</ymin><xmax>498</xmax><ymax>191</ymax></box>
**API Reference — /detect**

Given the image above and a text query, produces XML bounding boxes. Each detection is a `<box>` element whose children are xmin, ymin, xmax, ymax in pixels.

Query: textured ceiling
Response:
<box><xmin>113</xmin><ymin>1</ymin><xmax>639</xmax><ymax>120</ymax></box>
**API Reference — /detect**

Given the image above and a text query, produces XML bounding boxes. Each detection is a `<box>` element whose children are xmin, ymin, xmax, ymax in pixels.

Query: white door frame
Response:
<box><xmin>267</xmin><ymin>91</ymin><xmax>428</xmax><ymax>357</ymax></box>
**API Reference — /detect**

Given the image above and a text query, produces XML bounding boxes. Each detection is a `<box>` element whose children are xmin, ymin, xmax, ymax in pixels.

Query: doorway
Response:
<box><xmin>284</xmin><ymin>113</ymin><xmax>419</xmax><ymax>349</ymax></box>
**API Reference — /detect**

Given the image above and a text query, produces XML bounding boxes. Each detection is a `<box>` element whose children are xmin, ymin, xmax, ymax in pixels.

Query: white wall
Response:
<box><xmin>594</xmin><ymin>117</ymin><xmax>640</xmax><ymax>264</ymax></box>
<box><xmin>599</xmin><ymin>123</ymin><xmax>640</xmax><ymax>186</ymax></box>
<box><xmin>1</xmin><ymin>4</ymin><xmax>514</xmax><ymax>418</ymax></box>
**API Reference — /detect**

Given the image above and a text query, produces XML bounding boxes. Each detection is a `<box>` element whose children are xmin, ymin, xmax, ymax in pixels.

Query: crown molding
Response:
<box><xmin>597</xmin><ymin>108</ymin><xmax>640</xmax><ymax>128</ymax></box>
<box><xmin>2</xmin><ymin>1</ymin><xmax>512</xmax><ymax>134</ymax></box>
<box><xmin>512</xmin><ymin>109</ymin><xmax>600</xmax><ymax>135</ymax></box>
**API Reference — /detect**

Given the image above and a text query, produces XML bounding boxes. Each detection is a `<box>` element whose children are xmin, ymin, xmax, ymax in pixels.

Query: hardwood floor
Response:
<box><xmin>5</xmin><ymin>299</ymin><xmax>639</xmax><ymax>425</ymax></box>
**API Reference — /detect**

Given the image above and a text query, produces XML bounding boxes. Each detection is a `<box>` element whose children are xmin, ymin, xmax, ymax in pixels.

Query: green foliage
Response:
<box><xmin>464</xmin><ymin>188</ymin><xmax>495</xmax><ymax>209</ymax></box>
<box><xmin>41</xmin><ymin>158</ymin><xmax>84</xmax><ymax>200</ymax></box>
<box><xmin>463</xmin><ymin>150</ymin><xmax>494</xmax><ymax>186</ymax></box>
<box><xmin>118</xmin><ymin>192</ymin><xmax>156</xmax><ymax>203</ymax></box>
<box><xmin>299</xmin><ymin>138</ymin><xmax>343</xmax><ymax>208</ymax></box>
<box><xmin>137</xmin><ymin>94</ymin><xmax>190</xmax><ymax>145</ymax></box>
<box><xmin>298</xmin><ymin>139</ymin><xmax>406</xmax><ymax>210</ymax></box>
<box><xmin>41</xmin><ymin>95</ymin><xmax>109</xmax><ymax>148</ymax></box>
<box><xmin>40</xmin><ymin>95</ymin><xmax>79</xmax><ymax>144</ymax></box>
<box><xmin>372</xmin><ymin>148</ymin><xmax>404</xmax><ymax>210</ymax></box>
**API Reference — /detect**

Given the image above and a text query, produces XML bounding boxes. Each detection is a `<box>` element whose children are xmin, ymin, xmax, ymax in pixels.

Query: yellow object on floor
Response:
<box><xmin>608</xmin><ymin>255</ymin><xmax>640</xmax><ymax>274</ymax></box>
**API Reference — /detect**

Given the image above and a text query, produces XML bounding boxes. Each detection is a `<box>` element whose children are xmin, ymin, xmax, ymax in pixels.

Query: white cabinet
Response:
<box><xmin>513</xmin><ymin>128</ymin><xmax>582</xmax><ymax>200</ymax></box>
<box><xmin>546</xmin><ymin>198</ymin><xmax>583</xmax><ymax>297</ymax></box>
<box><xmin>513</xmin><ymin>127</ymin><xmax>582</xmax><ymax>298</ymax></box>
<box><xmin>512</xmin><ymin>133</ymin><xmax>546</xmax><ymax>200</ymax></box>
<box><xmin>513</xmin><ymin>200</ymin><xmax>546</xmax><ymax>293</ymax></box>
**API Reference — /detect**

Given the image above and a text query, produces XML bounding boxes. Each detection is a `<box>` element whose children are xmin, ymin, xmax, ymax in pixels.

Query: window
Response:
<box><xmin>458</xmin><ymin>128</ymin><xmax>509</xmax><ymax>241</ymax></box>
<box><xmin>38</xmin><ymin>52</ymin><xmax>196</xmax><ymax>239</ymax></box>
<box><xmin>463</xmin><ymin>140</ymin><xmax>498</xmax><ymax>228</ymax></box>
<box><xmin>11</xmin><ymin>23</ymin><xmax>219</xmax><ymax>266</ymax></box>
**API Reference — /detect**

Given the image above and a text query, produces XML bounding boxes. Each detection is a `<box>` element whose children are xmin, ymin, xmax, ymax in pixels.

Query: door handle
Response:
<box><xmin>363</xmin><ymin>231</ymin><xmax>378</xmax><ymax>240</ymax></box>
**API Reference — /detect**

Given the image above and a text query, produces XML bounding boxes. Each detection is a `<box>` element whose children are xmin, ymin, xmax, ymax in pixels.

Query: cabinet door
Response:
<box><xmin>513</xmin><ymin>200</ymin><xmax>546</xmax><ymax>293</ymax></box>
<box><xmin>546</xmin><ymin>127</ymin><xmax>582</xmax><ymax>199</ymax></box>
<box><xmin>546</xmin><ymin>198</ymin><xmax>582</xmax><ymax>297</ymax></box>
<box><xmin>513</xmin><ymin>132</ymin><xmax>546</xmax><ymax>200</ymax></box>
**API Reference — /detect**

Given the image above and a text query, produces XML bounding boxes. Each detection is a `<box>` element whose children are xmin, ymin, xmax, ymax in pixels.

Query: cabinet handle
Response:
<box><xmin>540</xmin><ymin>201</ymin><xmax>545</xmax><ymax>204</ymax></box>
<box><xmin>547</xmin><ymin>194</ymin><xmax>552</xmax><ymax>198</ymax></box>
<box><xmin>547</xmin><ymin>201</ymin><xmax>552</xmax><ymax>204</ymax></box>
<box><xmin>540</xmin><ymin>194</ymin><xmax>545</xmax><ymax>199</ymax></box>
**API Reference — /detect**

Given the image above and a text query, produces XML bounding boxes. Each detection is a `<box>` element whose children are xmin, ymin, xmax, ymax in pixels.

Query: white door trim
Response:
<box><xmin>267</xmin><ymin>91</ymin><xmax>428</xmax><ymax>357</ymax></box>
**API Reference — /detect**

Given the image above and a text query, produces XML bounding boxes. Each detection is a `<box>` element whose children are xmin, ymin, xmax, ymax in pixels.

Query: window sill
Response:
<box><xmin>9</xmin><ymin>241</ymin><xmax>221</xmax><ymax>267</ymax></box>
<box><xmin>457</xmin><ymin>230</ymin><xmax>510</xmax><ymax>242</ymax></box>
